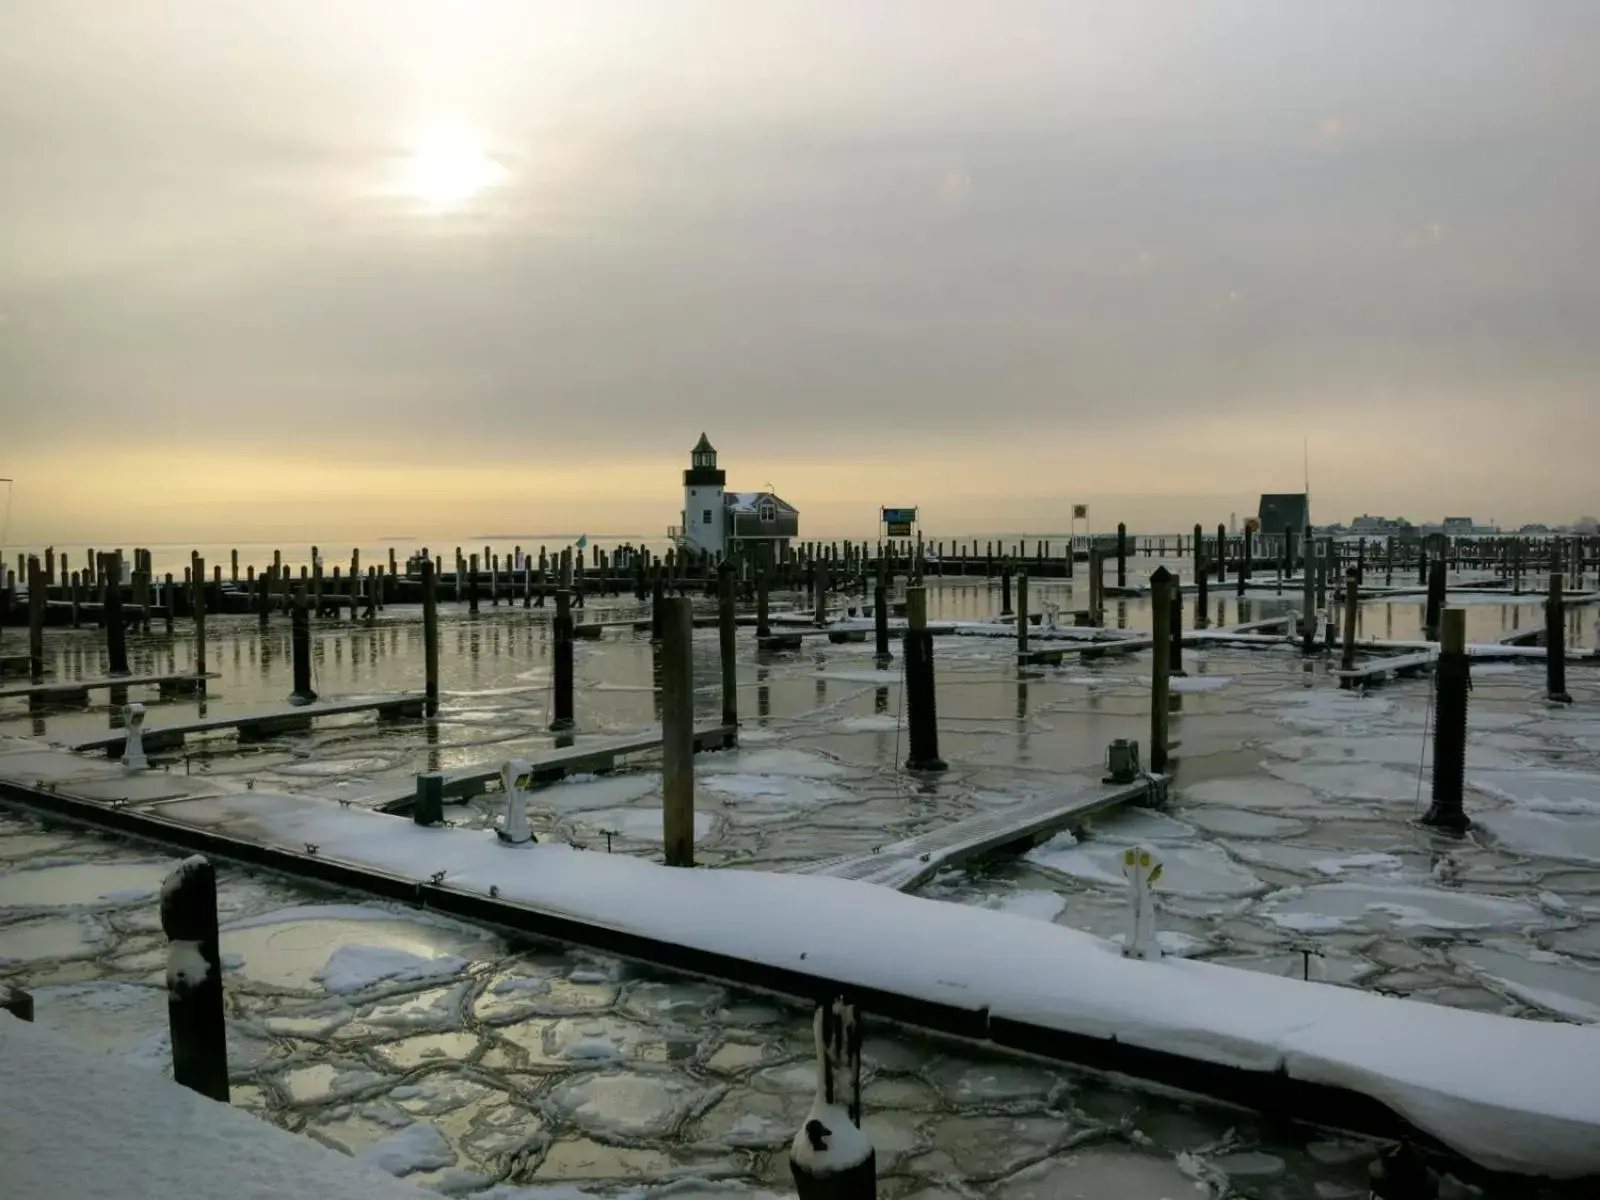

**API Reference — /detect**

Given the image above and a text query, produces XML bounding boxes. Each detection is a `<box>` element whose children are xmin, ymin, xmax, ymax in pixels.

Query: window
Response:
<box><xmin>758</xmin><ymin>499</ymin><xmax>776</xmax><ymax>523</ymax></box>
<box><xmin>703</xmin><ymin>509</ymin><xmax>713</xmax><ymax>525</ymax></box>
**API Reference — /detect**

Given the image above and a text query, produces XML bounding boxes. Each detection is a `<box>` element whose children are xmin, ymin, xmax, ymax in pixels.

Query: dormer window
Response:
<box><xmin>758</xmin><ymin>499</ymin><xmax>776</xmax><ymax>523</ymax></box>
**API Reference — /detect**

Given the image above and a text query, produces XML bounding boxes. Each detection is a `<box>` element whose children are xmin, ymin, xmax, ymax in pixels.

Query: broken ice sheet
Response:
<box><xmin>543</xmin><ymin>1069</ymin><xmax>720</xmax><ymax>1139</ymax></box>
<box><xmin>1258</xmin><ymin>880</ymin><xmax>1542</xmax><ymax>934</ymax></box>
<box><xmin>1450</xmin><ymin>944</ymin><xmax>1600</xmax><ymax>1022</ymax></box>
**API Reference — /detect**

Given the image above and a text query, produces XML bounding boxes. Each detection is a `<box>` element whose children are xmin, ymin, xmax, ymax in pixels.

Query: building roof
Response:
<box><xmin>725</xmin><ymin>490</ymin><xmax>798</xmax><ymax>514</ymax></box>
<box><xmin>693</xmin><ymin>432</ymin><xmax>715</xmax><ymax>454</ymax></box>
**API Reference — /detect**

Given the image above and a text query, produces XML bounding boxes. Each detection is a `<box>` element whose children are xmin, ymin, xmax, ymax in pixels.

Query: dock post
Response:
<box><xmin>1169</xmin><ymin>583</ymin><xmax>1183</xmax><ymax>675</ymax></box>
<box><xmin>1116</xmin><ymin>523</ymin><xmax>1128</xmax><ymax>589</ymax></box>
<box><xmin>1339</xmin><ymin>569</ymin><xmax>1359</xmax><ymax>683</ymax></box>
<box><xmin>27</xmin><ymin>557</ymin><xmax>45</xmax><ymax>682</ymax></box>
<box><xmin>1418</xmin><ymin>544</ymin><xmax>1428</xmax><ymax>588</ymax></box>
<box><xmin>1149</xmin><ymin>567</ymin><xmax>1173</xmax><ymax>773</ymax></box>
<box><xmin>757</xmin><ymin>563</ymin><xmax>772</xmax><ymax>640</ymax></box>
<box><xmin>1424</xmin><ymin>559</ymin><xmax>1447</xmax><ymax>642</ymax></box>
<box><xmin>651</xmin><ymin>573</ymin><xmax>666</xmax><ymax>641</ymax></box>
<box><xmin>289</xmin><ymin>586</ymin><xmax>316</xmax><ymax>705</ymax></box>
<box><xmin>551</xmin><ymin>590</ymin><xmax>575</xmax><ymax>732</ymax></box>
<box><xmin>718</xmin><ymin>564</ymin><xmax>738</xmax><ymax>732</ymax></box>
<box><xmin>1421</xmin><ymin>609</ymin><xmax>1472</xmax><ymax>833</ymax></box>
<box><xmin>1216</xmin><ymin>523</ymin><xmax>1226</xmax><ymax>583</ymax></box>
<box><xmin>422</xmin><ymin>558</ymin><xmax>439</xmax><ymax>717</ymax></box>
<box><xmin>902</xmin><ymin>585</ymin><xmax>947</xmax><ymax>772</ymax></box>
<box><xmin>105</xmin><ymin>557</ymin><xmax>129</xmax><ymax>676</ymax></box>
<box><xmin>1299</xmin><ymin>523</ymin><xmax>1316</xmax><ymax>648</ymax></box>
<box><xmin>1015</xmin><ymin>570</ymin><xmax>1029</xmax><ymax>656</ymax></box>
<box><xmin>1000</xmin><ymin>560</ymin><xmax>1013</xmax><ymax>617</ymax></box>
<box><xmin>661</xmin><ymin>596</ymin><xmax>695</xmax><ymax>867</ymax></box>
<box><xmin>468</xmin><ymin>553</ymin><xmax>480</xmax><ymax>615</ymax></box>
<box><xmin>790</xmin><ymin>1000</ymin><xmax>874</xmax><ymax>1200</ymax></box>
<box><xmin>193</xmin><ymin>556</ymin><xmax>207</xmax><ymax>696</ymax></box>
<box><xmin>160</xmin><ymin>856</ymin><xmax>229</xmax><ymax>1103</ymax></box>
<box><xmin>813</xmin><ymin>564</ymin><xmax>828</xmax><ymax>625</ymax></box>
<box><xmin>414</xmin><ymin>772</ymin><xmax>444</xmax><ymax>827</ymax></box>
<box><xmin>1547</xmin><ymin>572</ymin><xmax>1571</xmax><ymax>704</ymax></box>
<box><xmin>1238</xmin><ymin>525</ymin><xmax>1252</xmax><ymax>595</ymax></box>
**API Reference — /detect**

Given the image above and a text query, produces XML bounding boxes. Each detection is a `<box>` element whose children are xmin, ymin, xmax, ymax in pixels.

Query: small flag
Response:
<box><xmin>1073</xmin><ymin>504</ymin><xmax>1089</xmax><ymax>520</ymax></box>
<box><xmin>574</xmin><ymin>534</ymin><xmax>588</xmax><ymax>550</ymax></box>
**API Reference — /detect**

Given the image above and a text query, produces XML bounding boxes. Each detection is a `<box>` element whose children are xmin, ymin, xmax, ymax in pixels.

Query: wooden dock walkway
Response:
<box><xmin>368</xmin><ymin>723</ymin><xmax>739</xmax><ymax>813</ymax></box>
<box><xmin>59</xmin><ymin>693</ymin><xmax>426</xmax><ymax>756</ymax></box>
<box><xmin>790</xmin><ymin>775</ymin><xmax>1163</xmax><ymax>893</ymax></box>
<box><xmin>1334</xmin><ymin>651</ymin><xmax>1437</xmax><ymax>687</ymax></box>
<box><xmin>0</xmin><ymin>672</ymin><xmax>214</xmax><ymax>704</ymax></box>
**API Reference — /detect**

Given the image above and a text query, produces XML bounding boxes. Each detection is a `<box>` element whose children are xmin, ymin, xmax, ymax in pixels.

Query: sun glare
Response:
<box><xmin>390</xmin><ymin>123</ymin><xmax>508</xmax><ymax>211</ymax></box>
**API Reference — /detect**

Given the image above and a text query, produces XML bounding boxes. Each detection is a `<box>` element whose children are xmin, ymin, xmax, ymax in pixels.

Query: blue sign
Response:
<box><xmin>881</xmin><ymin>507</ymin><xmax>918</xmax><ymax>524</ymax></box>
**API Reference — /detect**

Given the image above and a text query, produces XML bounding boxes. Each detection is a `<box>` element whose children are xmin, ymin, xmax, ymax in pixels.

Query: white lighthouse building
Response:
<box><xmin>675</xmin><ymin>433</ymin><xmax>799</xmax><ymax>561</ymax></box>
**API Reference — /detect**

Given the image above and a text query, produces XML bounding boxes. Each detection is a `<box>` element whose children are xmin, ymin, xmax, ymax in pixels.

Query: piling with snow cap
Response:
<box><xmin>790</xmin><ymin>999</ymin><xmax>874</xmax><ymax>1200</ymax></box>
<box><xmin>497</xmin><ymin>760</ymin><xmax>535</xmax><ymax>845</ymax></box>
<box><xmin>161</xmin><ymin>856</ymin><xmax>228</xmax><ymax>1102</ymax></box>
<box><xmin>1421</xmin><ymin>608</ymin><xmax>1471</xmax><ymax>834</ymax></box>
<box><xmin>902</xmin><ymin>586</ymin><xmax>947</xmax><ymax>772</ymax></box>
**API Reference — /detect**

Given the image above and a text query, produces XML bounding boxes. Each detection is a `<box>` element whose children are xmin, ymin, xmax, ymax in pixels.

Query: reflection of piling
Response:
<box><xmin>290</xmin><ymin>586</ymin><xmax>316</xmax><ymax>704</ymax></box>
<box><xmin>1422</xmin><ymin>609</ymin><xmax>1472</xmax><ymax>833</ymax></box>
<box><xmin>902</xmin><ymin>586</ymin><xmax>947</xmax><ymax>772</ymax></box>
<box><xmin>1340</xmin><ymin>569</ymin><xmax>1359</xmax><ymax>682</ymax></box>
<box><xmin>1149</xmin><ymin>567</ymin><xmax>1173</xmax><ymax>773</ymax></box>
<box><xmin>718</xmin><ymin>565</ymin><xmax>739</xmax><ymax>731</ymax></box>
<box><xmin>422</xmin><ymin>559</ymin><xmax>440</xmax><ymax>717</ymax></box>
<box><xmin>1547</xmin><ymin>572</ymin><xmax>1571</xmax><ymax>704</ymax></box>
<box><xmin>1424</xmin><ymin>559</ymin><xmax>1447</xmax><ymax>642</ymax></box>
<box><xmin>661</xmin><ymin>597</ymin><xmax>696</xmax><ymax>867</ymax></box>
<box><xmin>551</xmin><ymin>590</ymin><xmax>575</xmax><ymax>732</ymax></box>
<box><xmin>161</xmin><ymin>856</ymin><xmax>229</xmax><ymax>1102</ymax></box>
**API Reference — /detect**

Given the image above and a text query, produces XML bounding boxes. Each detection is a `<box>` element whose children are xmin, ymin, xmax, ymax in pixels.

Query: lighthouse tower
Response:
<box><xmin>682</xmin><ymin>433</ymin><xmax>727</xmax><ymax>558</ymax></box>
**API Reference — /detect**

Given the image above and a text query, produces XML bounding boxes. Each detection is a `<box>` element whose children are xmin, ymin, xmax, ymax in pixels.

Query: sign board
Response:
<box><xmin>881</xmin><ymin>507</ymin><xmax>917</xmax><ymax>538</ymax></box>
<box><xmin>1072</xmin><ymin>504</ymin><xmax>1089</xmax><ymax>520</ymax></box>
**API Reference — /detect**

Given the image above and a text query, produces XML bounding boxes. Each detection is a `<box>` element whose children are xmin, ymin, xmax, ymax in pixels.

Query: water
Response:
<box><xmin>2</xmin><ymin>567</ymin><xmax>1598</xmax><ymax>1195</ymax></box>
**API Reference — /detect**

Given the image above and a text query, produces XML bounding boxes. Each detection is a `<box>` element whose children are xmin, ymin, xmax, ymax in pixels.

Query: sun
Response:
<box><xmin>390</xmin><ymin>123</ymin><xmax>508</xmax><ymax>211</ymax></box>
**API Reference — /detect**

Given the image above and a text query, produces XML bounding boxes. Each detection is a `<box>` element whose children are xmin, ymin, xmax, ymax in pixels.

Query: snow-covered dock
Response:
<box><xmin>57</xmin><ymin>693</ymin><xmax>427</xmax><ymax>756</ymax></box>
<box><xmin>2</xmin><ymin>764</ymin><xmax>1598</xmax><ymax>1182</ymax></box>
<box><xmin>0</xmin><ymin>1013</ymin><xmax>425</xmax><ymax>1200</ymax></box>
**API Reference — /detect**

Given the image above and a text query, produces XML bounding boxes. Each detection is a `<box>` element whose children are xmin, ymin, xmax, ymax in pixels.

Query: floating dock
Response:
<box><xmin>58</xmin><ymin>694</ymin><xmax>425</xmax><ymax>756</ymax></box>
<box><xmin>0</xmin><ymin>672</ymin><xmax>215</xmax><ymax>705</ymax></box>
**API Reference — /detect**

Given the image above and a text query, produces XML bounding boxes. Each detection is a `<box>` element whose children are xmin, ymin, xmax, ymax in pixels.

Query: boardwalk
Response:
<box><xmin>791</xmin><ymin>775</ymin><xmax>1163</xmax><ymax>892</ymax></box>
<box><xmin>60</xmin><ymin>693</ymin><xmax>425</xmax><ymax>756</ymax></box>
<box><xmin>0</xmin><ymin>672</ymin><xmax>214</xmax><ymax>704</ymax></box>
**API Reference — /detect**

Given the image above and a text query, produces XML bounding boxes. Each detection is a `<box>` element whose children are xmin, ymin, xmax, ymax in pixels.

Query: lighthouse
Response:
<box><xmin>682</xmin><ymin>433</ymin><xmax>727</xmax><ymax>558</ymax></box>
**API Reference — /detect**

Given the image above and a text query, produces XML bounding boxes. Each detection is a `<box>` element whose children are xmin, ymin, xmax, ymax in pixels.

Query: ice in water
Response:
<box><xmin>544</xmin><ymin>1070</ymin><xmax>716</xmax><ymax>1139</ymax></box>
<box><xmin>1260</xmin><ymin>879</ymin><xmax>1543</xmax><ymax>933</ymax></box>
<box><xmin>992</xmin><ymin>1146</ymin><xmax>1208</xmax><ymax>1198</ymax></box>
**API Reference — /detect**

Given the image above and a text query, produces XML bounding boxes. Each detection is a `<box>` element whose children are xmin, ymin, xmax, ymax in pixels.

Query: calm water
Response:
<box><xmin>2</xmin><ymin>568</ymin><xmax>1598</xmax><ymax>1197</ymax></box>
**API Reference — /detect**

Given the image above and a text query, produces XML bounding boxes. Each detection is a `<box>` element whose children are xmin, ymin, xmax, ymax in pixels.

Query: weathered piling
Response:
<box><xmin>1015</xmin><ymin>570</ymin><xmax>1029</xmax><ymax>655</ymax></box>
<box><xmin>551</xmin><ymin>590</ymin><xmax>575</xmax><ymax>732</ymax></box>
<box><xmin>1000</xmin><ymin>561</ymin><xmax>1013</xmax><ymax>617</ymax></box>
<box><xmin>757</xmin><ymin>564</ymin><xmax>772</xmax><ymax>640</ymax></box>
<box><xmin>660</xmin><ymin>596</ymin><xmax>696</xmax><ymax>867</ymax></box>
<box><xmin>790</xmin><ymin>1000</ymin><xmax>874</xmax><ymax>1200</ymax></box>
<box><xmin>27</xmin><ymin>556</ymin><xmax>45</xmax><ymax>682</ymax></box>
<box><xmin>1216</xmin><ymin>523</ymin><xmax>1226</xmax><ymax>583</ymax></box>
<box><xmin>1547</xmin><ymin>573</ymin><xmax>1571</xmax><ymax>704</ymax></box>
<box><xmin>651</xmin><ymin>574</ymin><xmax>666</xmax><ymax>641</ymax></box>
<box><xmin>719</xmin><ymin>564</ymin><xmax>738</xmax><ymax>731</ymax></box>
<box><xmin>105</xmin><ymin>555</ymin><xmax>129</xmax><ymax>676</ymax></box>
<box><xmin>1422</xmin><ymin>609</ymin><xmax>1471</xmax><ymax>833</ymax></box>
<box><xmin>1116</xmin><ymin>523</ymin><xmax>1128</xmax><ymax>588</ymax></box>
<box><xmin>468</xmin><ymin>553</ymin><xmax>480</xmax><ymax>615</ymax></box>
<box><xmin>1238</xmin><ymin>525</ymin><xmax>1252</xmax><ymax>595</ymax></box>
<box><xmin>872</xmin><ymin>580</ymin><xmax>889</xmax><ymax>661</ymax></box>
<box><xmin>1339</xmin><ymin>569</ymin><xmax>1359</xmax><ymax>683</ymax></box>
<box><xmin>289</xmin><ymin>586</ymin><xmax>316</xmax><ymax>705</ymax></box>
<box><xmin>1168</xmin><ymin>582</ymin><xmax>1183</xmax><ymax>675</ymax></box>
<box><xmin>902</xmin><ymin>586</ymin><xmax>946</xmax><ymax>772</ymax></box>
<box><xmin>193</xmin><ymin>556</ymin><xmax>207</xmax><ymax>695</ymax></box>
<box><xmin>1300</xmin><ymin>523</ymin><xmax>1316</xmax><ymax>649</ymax></box>
<box><xmin>1424</xmin><ymin>559</ymin><xmax>1447</xmax><ymax>643</ymax></box>
<box><xmin>814</xmin><ymin>565</ymin><xmax>828</xmax><ymax>625</ymax></box>
<box><xmin>1149</xmin><ymin>567</ymin><xmax>1173</xmax><ymax>773</ymax></box>
<box><xmin>422</xmin><ymin>558</ymin><xmax>440</xmax><ymax>717</ymax></box>
<box><xmin>161</xmin><ymin>856</ymin><xmax>229</xmax><ymax>1102</ymax></box>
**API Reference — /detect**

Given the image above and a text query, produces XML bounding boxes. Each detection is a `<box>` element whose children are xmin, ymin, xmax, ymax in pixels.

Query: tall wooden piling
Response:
<box><xmin>290</xmin><ymin>586</ymin><xmax>316</xmax><ymax>704</ymax></box>
<box><xmin>105</xmin><ymin>555</ymin><xmax>129</xmax><ymax>676</ymax></box>
<box><xmin>1149</xmin><ymin>567</ymin><xmax>1173</xmax><ymax>773</ymax></box>
<box><xmin>757</xmin><ymin>563</ymin><xmax>772</xmax><ymax>640</ymax></box>
<box><xmin>1000</xmin><ymin>561</ymin><xmax>1013</xmax><ymax>617</ymax></box>
<box><xmin>1015</xmin><ymin>570</ymin><xmax>1029</xmax><ymax>655</ymax></box>
<box><xmin>422</xmin><ymin>558</ymin><xmax>439</xmax><ymax>717</ymax></box>
<box><xmin>902</xmin><ymin>586</ymin><xmax>947</xmax><ymax>772</ymax></box>
<box><xmin>27</xmin><ymin>557</ymin><xmax>45</xmax><ymax>682</ymax></box>
<box><xmin>1339</xmin><ymin>569</ymin><xmax>1359</xmax><ymax>681</ymax></box>
<box><xmin>1424</xmin><ymin>559</ymin><xmax>1447</xmax><ymax>642</ymax></box>
<box><xmin>661</xmin><ymin>596</ymin><xmax>696</xmax><ymax>867</ymax></box>
<box><xmin>1547</xmin><ymin>573</ymin><xmax>1571</xmax><ymax>704</ymax></box>
<box><xmin>1168</xmin><ymin>582</ymin><xmax>1183</xmax><ymax>675</ymax></box>
<box><xmin>551</xmin><ymin>590</ymin><xmax>575</xmax><ymax>731</ymax></box>
<box><xmin>1216</xmin><ymin>524</ymin><xmax>1226</xmax><ymax>583</ymax></box>
<box><xmin>1116</xmin><ymin>523</ymin><xmax>1128</xmax><ymax>588</ymax></box>
<box><xmin>1238</xmin><ymin>526</ymin><xmax>1252</xmax><ymax>595</ymax></box>
<box><xmin>468</xmin><ymin>553</ymin><xmax>480</xmax><ymax>615</ymax></box>
<box><xmin>193</xmin><ymin>556</ymin><xmax>207</xmax><ymax>695</ymax></box>
<box><xmin>161</xmin><ymin>856</ymin><xmax>229</xmax><ymax>1102</ymax></box>
<box><xmin>719</xmin><ymin>564</ymin><xmax>738</xmax><ymax>731</ymax></box>
<box><xmin>1421</xmin><ymin>609</ymin><xmax>1471</xmax><ymax>833</ymax></box>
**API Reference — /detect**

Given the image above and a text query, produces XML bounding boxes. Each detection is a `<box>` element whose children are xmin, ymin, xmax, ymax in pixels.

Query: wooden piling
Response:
<box><xmin>1339</xmin><ymin>569</ymin><xmax>1359</xmax><ymax>682</ymax></box>
<box><xmin>1547</xmin><ymin>573</ymin><xmax>1571</xmax><ymax>704</ymax></box>
<box><xmin>1215</xmin><ymin>523</ymin><xmax>1226</xmax><ymax>583</ymax></box>
<box><xmin>193</xmin><ymin>557</ymin><xmax>207</xmax><ymax>696</ymax></box>
<box><xmin>468</xmin><ymin>553</ymin><xmax>480</xmax><ymax>615</ymax></box>
<box><xmin>661</xmin><ymin>596</ymin><xmax>696</xmax><ymax>867</ymax></box>
<box><xmin>422</xmin><ymin>558</ymin><xmax>439</xmax><ymax>716</ymax></box>
<box><xmin>105</xmin><ymin>555</ymin><xmax>129</xmax><ymax>676</ymax></box>
<box><xmin>27</xmin><ymin>557</ymin><xmax>45</xmax><ymax>682</ymax></box>
<box><xmin>1016</xmin><ymin>570</ymin><xmax>1029</xmax><ymax>655</ymax></box>
<box><xmin>1424</xmin><ymin>559</ymin><xmax>1447</xmax><ymax>642</ymax></box>
<box><xmin>1149</xmin><ymin>567</ymin><xmax>1173</xmax><ymax>774</ymax></box>
<box><xmin>290</xmin><ymin>586</ymin><xmax>316</xmax><ymax>704</ymax></box>
<box><xmin>160</xmin><ymin>856</ymin><xmax>229</xmax><ymax>1102</ymax></box>
<box><xmin>1116</xmin><ymin>523</ymin><xmax>1128</xmax><ymax>589</ymax></box>
<box><xmin>1421</xmin><ymin>609</ymin><xmax>1471</xmax><ymax>833</ymax></box>
<box><xmin>551</xmin><ymin>589</ymin><xmax>575</xmax><ymax>731</ymax></box>
<box><xmin>902</xmin><ymin>586</ymin><xmax>946</xmax><ymax>772</ymax></box>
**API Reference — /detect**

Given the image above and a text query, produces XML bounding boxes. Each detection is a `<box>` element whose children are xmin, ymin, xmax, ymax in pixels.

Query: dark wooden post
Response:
<box><xmin>718</xmin><ymin>564</ymin><xmax>738</xmax><ymax>731</ymax></box>
<box><xmin>661</xmin><ymin>596</ymin><xmax>695</xmax><ymax>867</ymax></box>
<box><xmin>1168</xmin><ymin>580</ymin><xmax>1183</xmax><ymax>675</ymax></box>
<box><xmin>1000</xmin><ymin>560</ymin><xmax>1013</xmax><ymax>616</ymax></box>
<box><xmin>551</xmin><ymin>589</ymin><xmax>575</xmax><ymax>731</ymax></box>
<box><xmin>902</xmin><ymin>586</ymin><xmax>946</xmax><ymax>771</ymax></box>
<box><xmin>1149</xmin><ymin>567</ymin><xmax>1173</xmax><ymax>773</ymax></box>
<box><xmin>1016</xmin><ymin>570</ymin><xmax>1029</xmax><ymax>656</ymax></box>
<box><xmin>1116</xmin><ymin>523</ymin><xmax>1128</xmax><ymax>588</ymax></box>
<box><xmin>1547</xmin><ymin>572</ymin><xmax>1571</xmax><ymax>704</ymax></box>
<box><xmin>105</xmin><ymin>554</ymin><xmax>129</xmax><ymax>676</ymax></box>
<box><xmin>1216</xmin><ymin>523</ymin><xmax>1226</xmax><ymax>583</ymax></box>
<box><xmin>468</xmin><ymin>553</ymin><xmax>480</xmax><ymax>615</ymax></box>
<box><xmin>1421</xmin><ymin>609</ymin><xmax>1471</xmax><ymax>833</ymax></box>
<box><xmin>757</xmin><ymin>561</ymin><xmax>772</xmax><ymax>640</ymax></box>
<box><xmin>27</xmin><ymin>556</ymin><xmax>45</xmax><ymax>682</ymax></box>
<box><xmin>1424</xmin><ymin>559</ymin><xmax>1447</xmax><ymax>643</ymax></box>
<box><xmin>289</xmin><ymin>585</ymin><xmax>316</xmax><ymax>704</ymax></box>
<box><xmin>791</xmin><ymin>1000</ymin><xmax>874</xmax><ymax>1200</ymax></box>
<box><xmin>193</xmin><ymin>556</ymin><xmax>207</xmax><ymax>695</ymax></box>
<box><xmin>1238</xmin><ymin>525</ymin><xmax>1252</xmax><ymax>595</ymax></box>
<box><xmin>161</xmin><ymin>856</ymin><xmax>229</xmax><ymax>1102</ymax></box>
<box><xmin>1339</xmin><ymin>569</ymin><xmax>1359</xmax><ymax>682</ymax></box>
<box><xmin>422</xmin><ymin>558</ymin><xmax>439</xmax><ymax>717</ymax></box>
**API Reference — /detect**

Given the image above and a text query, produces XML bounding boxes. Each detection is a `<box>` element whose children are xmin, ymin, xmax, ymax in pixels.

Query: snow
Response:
<box><xmin>1028</xmin><ymin>840</ymin><xmax>1265</xmax><ymax>899</ymax></box>
<box><xmin>1469</xmin><ymin>768</ymin><xmax>1600</xmax><ymax>815</ymax></box>
<box><xmin>159</xmin><ymin>854</ymin><xmax>210</xmax><ymax>905</ymax></box>
<box><xmin>1259</xmin><ymin>881</ymin><xmax>1542</xmax><ymax>934</ymax></box>
<box><xmin>137</xmin><ymin>789</ymin><xmax>1600</xmax><ymax>1178</ymax></box>
<box><xmin>1451</xmin><ymin>945</ymin><xmax>1600</xmax><ymax>1023</ymax></box>
<box><xmin>353</xmin><ymin>1121</ymin><xmax>456</xmax><ymax>1176</ymax></box>
<box><xmin>1474</xmin><ymin>809</ymin><xmax>1600</xmax><ymax>866</ymax></box>
<box><xmin>167</xmin><ymin>938</ymin><xmax>212</xmax><ymax>990</ymax></box>
<box><xmin>790</xmin><ymin>1101</ymin><xmax>873</xmax><ymax>1174</ymax></box>
<box><xmin>313</xmin><ymin>945</ymin><xmax>470</xmax><ymax>994</ymax></box>
<box><xmin>0</xmin><ymin>1012</ymin><xmax>426</xmax><ymax>1199</ymax></box>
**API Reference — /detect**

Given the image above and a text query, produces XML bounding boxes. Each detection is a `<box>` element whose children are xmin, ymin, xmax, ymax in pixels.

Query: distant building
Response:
<box><xmin>675</xmin><ymin>434</ymin><xmax>799</xmax><ymax>561</ymax></box>
<box><xmin>1350</xmin><ymin>514</ymin><xmax>1414</xmax><ymax>536</ymax></box>
<box><xmin>1258</xmin><ymin>493</ymin><xmax>1310</xmax><ymax>536</ymax></box>
<box><xmin>1519</xmin><ymin>523</ymin><xmax>1551</xmax><ymax>534</ymax></box>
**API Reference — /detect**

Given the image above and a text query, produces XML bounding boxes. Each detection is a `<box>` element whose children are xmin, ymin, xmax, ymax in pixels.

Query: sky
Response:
<box><xmin>2</xmin><ymin>1</ymin><xmax>1598</xmax><ymax>544</ymax></box>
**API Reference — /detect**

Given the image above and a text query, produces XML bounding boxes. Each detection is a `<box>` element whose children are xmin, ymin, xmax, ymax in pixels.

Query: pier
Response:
<box><xmin>58</xmin><ymin>693</ymin><xmax>425</xmax><ymax>757</ymax></box>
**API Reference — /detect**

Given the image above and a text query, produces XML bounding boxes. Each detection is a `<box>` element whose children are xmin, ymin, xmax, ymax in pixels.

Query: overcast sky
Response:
<box><xmin>3</xmin><ymin>2</ymin><xmax>1597</xmax><ymax>542</ymax></box>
